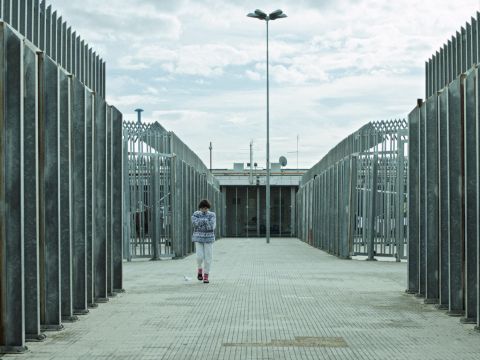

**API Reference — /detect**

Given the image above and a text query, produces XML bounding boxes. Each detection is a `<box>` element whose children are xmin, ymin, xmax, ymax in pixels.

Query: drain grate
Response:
<box><xmin>223</xmin><ymin>336</ymin><xmax>348</xmax><ymax>348</ymax></box>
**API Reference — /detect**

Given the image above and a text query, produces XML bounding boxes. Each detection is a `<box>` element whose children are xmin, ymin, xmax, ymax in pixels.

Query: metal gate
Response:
<box><xmin>123</xmin><ymin>120</ymin><xmax>225</xmax><ymax>260</ymax></box>
<box><xmin>123</xmin><ymin>121</ymin><xmax>173</xmax><ymax>260</ymax></box>
<box><xmin>353</xmin><ymin>121</ymin><xmax>408</xmax><ymax>259</ymax></box>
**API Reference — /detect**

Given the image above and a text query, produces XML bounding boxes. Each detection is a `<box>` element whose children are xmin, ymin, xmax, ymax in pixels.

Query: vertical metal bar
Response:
<box><xmin>19</xmin><ymin>0</ymin><xmax>26</xmax><ymax>37</ymax></box>
<box><xmin>462</xmin><ymin>68</ymin><xmax>477</xmax><ymax>323</ymax></box>
<box><xmin>0</xmin><ymin>24</ymin><xmax>28</xmax><ymax>353</ymax></box>
<box><xmin>418</xmin><ymin>104</ymin><xmax>427</xmax><ymax>296</ymax></box>
<box><xmin>39</xmin><ymin>56</ymin><xmax>62</xmax><ymax>331</ymax></box>
<box><xmin>461</xmin><ymin>27</ymin><xmax>467</xmax><ymax>73</ymax></box>
<box><xmin>71</xmin><ymin>77</ymin><xmax>88</xmax><ymax>315</ymax></box>
<box><xmin>83</xmin><ymin>43</ymin><xmax>87</xmax><ymax>88</ymax></box>
<box><xmin>448</xmin><ymin>40</ymin><xmax>453</xmax><ymax>84</ymax></box>
<box><xmin>112</xmin><ymin>107</ymin><xmax>123</xmax><ymax>291</ymax></box>
<box><xmin>88</xmin><ymin>48</ymin><xmax>93</xmax><ymax>90</ymax></box>
<box><xmin>61</xmin><ymin>22</ymin><xmax>66</xmax><ymax>69</ymax></box>
<box><xmin>452</xmin><ymin>36</ymin><xmax>457</xmax><ymax>80</ymax></box>
<box><xmin>427</xmin><ymin>59</ymin><xmax>432</xmax><ymax>99</ymax></box>
<box><xmin>94</xmin><ymin>95</ymin><xmax>108</xmax><ymax>302</ymax></box>
<box><xmin>26</xmin><ymin>0</ymin><xmax>33</xmax><ymax>42</ymax></box>
<box><xmin>50</xmin><ymin>10</ymin><xmax>56</xmax><ymax>62</ymax></box>
<box><xmin>80</xmin><ymin>39</ymin><xmax>84</xmax><ymax>85</ymax></box>
<box><xmin>2</xmin><ymin>0</ymin><xmax>10</xmax><ymax>24</ymax></box>
<box><xmin>59</xmin><ymin>68</ymin><xmax>76</xmax><ymax>322</ymax></box>
<box><xmin>75</xmin><ymin>35</ymin><xmax>80</xmax><ymax>79</ymax></box>
<box><xmin>106</xmin><ymin>107</ymin><xmax>113</xmax><ymax>294</ymax></box>
<box><xmin>438</xmin><ymin>89</ymin><xmax>450</xmax><ymax>309</ymax></box>
<box><xmin>473</xmin><ymin>17</ymin><xmax>478</xmax><ymax>66</ymax></box>
<box><xmin>440</xmin><ymin>48</ymin><xmax>445</xmax><ymax>90</ymax></box>
<box><xmin>447</xmin><ymin>76</ymin><xmax>465</xmax><ymax>316</ymax></box>
<box><xmin>424</xmin><ymin>95</ymin><xmax>439</xmax><ymax>303</ymax></box>
<box><xmin>33</xmin><ymin>0</ymin><xmax>39</xmax><ymax>47</ymax></box>
<box><xmin>85</xmin><ymin>90</ymin><xmax>94</xmax><ymax>307</ymax></box>
<box><xmin>348</xmin><ymin>155</ymin><xmax>357</xmax><ymax>259</ymax></box>
<box><xmin>367</xmin><ymin>152</ymin><xmax>378</xmax><ymax>261</ymax></box>
<box><xmin>396</xmin><ymin>133</ymin><xmax>406</xmax><ymax>260</ymax></box>
<box><xmin>443</xmin><ymin>44</ymin><xmax>448</xmax><ymax>88</ymax></box>
<box><xmin>23</xmin><ymin>42</ymin><xmax>45</xmax><ymax>341</ymax></box>
<box><xmin>456</xmin><ymin>31</ymin><xmax>462</xmax><ymax>77</ymax></box>
<box><xmin>45</xmin><ymin>5</ymin><xmax>50</xmax><ymax>57</ymax></box>
<box><xmin>11</xmin><ymin>0</ymin><xmax>18</xmax><ymax>28</ymax></box>
<box><xmin>66</xmin><ymin>27</ymin><xmax>71</xmax><ymax>73</ymax></box>
<box><xmin>102</xmin><ymin>60</ymin><xmax>106</xmax><ymax>99</ymax></box>
<box><xmin>477</xmin><ymin>12</ymin><xmax>480</xmax><ymax>65</ymax></box>
<box><xmin>467</xmin><ymin>22</ymin><xmax>472</xmax><ymax>71</ymax></box>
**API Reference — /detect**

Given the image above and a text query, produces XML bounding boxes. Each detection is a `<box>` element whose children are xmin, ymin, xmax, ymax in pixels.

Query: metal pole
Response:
<box><xmin>297</xmin><ymin>134</ymin><xmax>299</xmax><ymax>169</ymax></box>
<box><xmin>266</xmin><ymin>19</ymin><xmax>270</xmax><ymax>244</ymax></box>
<box><xmin>209</xmin><ymin>141</ymin><xmax>212</xmax><ymax>171</ymax></box>
<box><xmin>249</xmin><ymin>140</ymin><xmax>253</xmax><ymax>185</ymax></box>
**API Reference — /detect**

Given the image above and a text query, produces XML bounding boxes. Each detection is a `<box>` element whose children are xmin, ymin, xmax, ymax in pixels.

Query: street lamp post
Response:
<box><xmin>247</xmin><ymin>9</ymin><xmax>287</xmax><ymax>244</ymax></box>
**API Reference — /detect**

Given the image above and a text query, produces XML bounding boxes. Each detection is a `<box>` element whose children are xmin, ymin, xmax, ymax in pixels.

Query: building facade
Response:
<box><xmin>213</xmin><ymin>163</ymin><xmax>306</xmax><ymax>238</ymax></box>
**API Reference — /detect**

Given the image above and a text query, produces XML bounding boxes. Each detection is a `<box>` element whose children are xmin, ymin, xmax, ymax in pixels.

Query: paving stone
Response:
<box><xmin>5</xmin><ymin>238</ymin><xmax>480</xmax><ymax>360</ymax></box>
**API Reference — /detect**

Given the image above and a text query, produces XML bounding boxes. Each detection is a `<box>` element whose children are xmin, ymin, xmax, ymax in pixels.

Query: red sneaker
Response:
<box><xmin>203</xmin><ymin>273</ymin><xmax>209</xmax><ymax>283</ymax></box>
<box><xmin>197</xmin><ymin>268</ymin><xmax>203</xmax><ymax>281</ymax></box>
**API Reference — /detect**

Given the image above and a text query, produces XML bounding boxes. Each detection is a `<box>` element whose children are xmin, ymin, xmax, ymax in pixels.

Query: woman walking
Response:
<box><xmin>192</xmin><ymin>199</ymin><xmax>216</xmax><ymax>283</ymax></box>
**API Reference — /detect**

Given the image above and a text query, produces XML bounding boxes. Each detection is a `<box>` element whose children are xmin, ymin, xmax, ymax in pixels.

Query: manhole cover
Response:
<box><xmin>223</xmin><ymin>336</ymin><xmax>348</xmax><ymax>348</ymax></box>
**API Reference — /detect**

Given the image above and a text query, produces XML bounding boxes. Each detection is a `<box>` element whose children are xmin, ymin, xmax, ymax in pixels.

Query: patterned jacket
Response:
<box><xmin>191</xmin><ymin>211</ymin><xmax>216</xmax><ymax>243</ymax></box>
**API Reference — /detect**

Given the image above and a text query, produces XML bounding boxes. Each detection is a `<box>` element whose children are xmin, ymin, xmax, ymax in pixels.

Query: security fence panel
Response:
<box><xmin>297</xmin><ymin>120</ymin><xmax>408</xmax><ymax>260</ymax></box>
<box><xmin>438</xmin><ymin>89</ymin><xmax>449</xmax><ymax>309</ymax></box>
<box><xmin>106</xmin><ymin>107</ymin><xmax>113</xmax><ymax>296</ymax></box>
<box><xmin>0</xmin><ymin>3</ymin><xmax>123</xmax><ymax>352</ymax></box>
<box><xmin>477</xmin><ymin>65</ymin><xmax>480</xmax><ymax>330</ymax></box>
<box><xmin>463</xmin><ymin>68</ymin><xmax>477</xmax><ymax>323</ymax></box>
<box><xmin>418</xmin><ymin>105</ymin><xmax>426</xmax><ymax>297</ymax></box>
<box><xmin>112</xmin><ymin>107</ymin><xmax>123</xmax><ymax>291</ymax></box>
<box><xmin>424</xmin><ymin>95</ymin><xmax>439</xmax><ymax>304</ymax></box>
<box><xmin>123</xmin><ymin>120</ymin><xmax>222</xmax><ymax>260</ymax></box>
<box><xmin>40</xmin><ymin>54</ymin><xmax>62</xmax><ymax>331</ymax></box>
<box><xmin>93</xmin><ymin>95</ymin><xmax>107</xmax><ymax>302</ymax></box>
<box><xmin>0</xmin><ymin>23</ymin><xmax>27</xmax><ymax>353</ymax></box>
<box><xmin>23</xmin><ymin>41</ymin><xmax>43</xmax><ymax>341</ymax></box>
<box><xmin>85</xmin><ymin>89</ymin><xmax>94</xmax><ymax>308</ymax></box>
<box><xmin>447</xmin><ymin>77</ymin><xmax>464</xmax><ymax>316</ymax></box>
<box><xmin>407</xmin><ymin>106</ymin><xmax>420</xmax><ymax>294</ymax></box>
<box><xmin>59</xmin><ymin>65</ymin><xmax>74</xmax><ymax>321</ymax></box>
<box><xmin>408</xmin><ymin>12</ymin><xmax>480</xmax><ymax>326</ymax></box>
<box><xmin>71</xmin><ymin>76</ymin><xmax>88</xmax><ymax>315</ymax></box>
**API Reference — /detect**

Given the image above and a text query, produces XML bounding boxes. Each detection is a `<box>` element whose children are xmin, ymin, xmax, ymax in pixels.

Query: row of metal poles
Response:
<box><xmin>408</xmin><ymin>69</ymin><xmax>480</xmax><ymax>329</ymax></box>
<box><xmin>123</xmin><ymin>121</ymin><xmax>225</xmax><ymax>260</ymax></box>
<box><xmin>426</xmin><ymin>12</ymin><xmax>480</xmax><ymax>99</ymax></box>
<box><xmin>0</xmin><ymin>18</ymin><xmax>122</xmax><ymax>355</ymax></box>
<box><xmin>0</xmin><ymin>0</ymin><xmax>106</xmax><ymax>97</ymax></box>
<box><xmin>297</xmin><ymin>120</ymin><xmax>408</xmax><ymax>260</ymax></box>
<box><xmin>408</xmin><ymin>12</ymin><xmax>480</xmax><ymax>331</ymax></box>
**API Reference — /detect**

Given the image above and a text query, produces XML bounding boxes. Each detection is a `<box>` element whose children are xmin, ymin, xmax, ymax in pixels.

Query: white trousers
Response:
<box><xmin>196</xmin><ymin>242</ymin><xmax>213</xmax><ymax>274</ymax></box>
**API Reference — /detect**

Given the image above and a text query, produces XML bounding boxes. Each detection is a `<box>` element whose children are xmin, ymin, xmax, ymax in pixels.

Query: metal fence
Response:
<box><xmin>408</xmin><ymin>13</ymin><xmax>480</xmax><ymax>330</ymax></box>
<box><xmin>0</xmin><ymin>0</ymin><xmax>106</xmax><ymax>97</ymax></box>
<box><xmin>297</xmin><ymin>120</ymin><xmax>408</xmax><ymax>260</ymax></box>
<box><xmin>123</xmin><ymin>120</ymin><xmax>225</xmax><ymax>260</ymax></box>
<box><xmin>0</xmin><ymin>1</ymin><xmax>122</xmax><ymax>353</ymax></box>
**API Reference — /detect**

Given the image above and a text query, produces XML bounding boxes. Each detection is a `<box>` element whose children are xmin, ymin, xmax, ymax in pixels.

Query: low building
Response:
<box><xmin>212</xmin><ymin>163</ymin><xmax>307</xmax><ymax>238</ymax></box>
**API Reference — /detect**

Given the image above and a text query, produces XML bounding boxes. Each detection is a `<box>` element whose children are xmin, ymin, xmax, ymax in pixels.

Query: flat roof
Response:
<box><xmin>212</xmin><ymin>169</ymin><xmax>306</xmax><ymax>186</ymax></box>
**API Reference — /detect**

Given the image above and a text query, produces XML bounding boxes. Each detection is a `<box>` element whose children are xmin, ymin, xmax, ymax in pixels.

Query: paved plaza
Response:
<box><xmin>5</xmin><ymin>238</ymin><xmax>480</xmax><ymax>360</ymax></box>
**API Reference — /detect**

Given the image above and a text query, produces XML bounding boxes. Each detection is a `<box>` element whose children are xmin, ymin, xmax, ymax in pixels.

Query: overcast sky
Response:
<box><xmin>53</xmin><ymin>0</ymin><xmax>480</xmax><ymax>169</ymax></box>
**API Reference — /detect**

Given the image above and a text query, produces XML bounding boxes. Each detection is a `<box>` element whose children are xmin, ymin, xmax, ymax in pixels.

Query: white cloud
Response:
<box><xmin>51</xmin><ymin>0</ymin><xmax>480</xmax><ymax>168</ymax></box>
<box><xmin>245</xmin><ymin>70</ymin><xmax>261</xmax><ymax>81</ymax></box>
